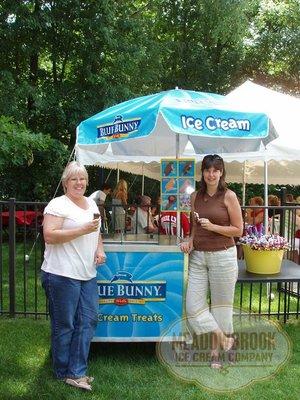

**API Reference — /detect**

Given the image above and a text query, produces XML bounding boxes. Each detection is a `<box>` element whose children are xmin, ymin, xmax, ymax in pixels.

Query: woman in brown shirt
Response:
<box><xmin>180</xmin><ymin>154</ymin><xmax>243</xmax><ymax>368</ymax></box>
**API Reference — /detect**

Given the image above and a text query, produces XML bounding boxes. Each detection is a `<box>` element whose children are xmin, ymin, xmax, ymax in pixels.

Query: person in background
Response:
<box><xmin>267</xmin><ymin>195</ymin><xmax>280</xmax><ymax>218</ymax></box>
<box><xmin>89</xmin><ymin>183</ymin><xmax>112</xmax><ymax>208</ymax></box>
<box><xmin>159</xmin><ymin>211</ymin><xmax>190</xmax><ymax>238</ymax></box>
<box><xmin>131</xmin><ymin>195</ymin><xmax>158</xmax><ymax>234</ymax></box>
<box><xmin>89</xmin><ymin>183</ymin><xmax>112</xmax><ymax>232</ymax></box>
<box><xmin>180</xmin><ymin>154</ymin><xmax>243</xmax><ymax>369</ymax></box>
<box><xmin>245</xmin><ymin>196</ymin><xmax>264</xmax><ymax>228</ymax></box>
<box><xmin>111</xmin><ymin>179</ymin><xmax>128</xmax><ymax>232</ymax></box>
<box><xmin>151</xmin><ymin>196</ymin><xmax>161</xmax><ymax>228</ymax></box>
<box><xmin>285</xmin><ymin>193</ymin><xmax>295</xmax><ymax>203</ymax></box>
<box><xmin>268</xmin><ymin>194</ymin><xmax>281</xmax><ymax>233</ymax></box>
<box><xmin>41</xmin><ymin>161</ymin><xmax>106</xmax><ymax>391</ymax></box>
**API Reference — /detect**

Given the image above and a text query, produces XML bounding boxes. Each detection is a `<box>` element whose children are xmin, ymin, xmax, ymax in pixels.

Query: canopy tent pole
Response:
<box><xmin>26</xmin><ymin>146</ymin><xmax>76</xmax><ymax>262</ymax></box>
<box><xmin>176</xmin><ymin>131</ymin><xmax>181</xmax><ymax>241</ymax></box>
<box><xmin>264</xmin><ymin>158</ymin><xmax>269</xmax><ymax>231</ymax></box>
<box><xmin>263</xmin><ymin>156</ymin><xmax>273</xmax><ymax>300</ymax></box>
<box><xmin>116</xmin><ymin>164</ymin><xmax>120</xmax><ymax>183</ymax></box>
<box><xmin>242</xmin><ymin>161</ymin><xmax>247</xmax><ymax>207</ymax></box>
<box><xmin>142</xmin><ymin>163</ymin><xmax>145</xmax><ymax>195</ymax></box>
<box><xmin>104</xmin><ymin>168</ymin><xmax>113</xmax><ymax>183</ymax></box>
<box><xmin>53</xmin><ymin>146</ymin><xmax>76</xmax><ymax>198</ymax></box>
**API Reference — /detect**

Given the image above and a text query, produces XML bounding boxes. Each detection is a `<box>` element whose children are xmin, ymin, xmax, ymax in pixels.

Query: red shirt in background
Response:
<box><xmin>159</xmin><ymin>211</ymin><xmax>190</xmax><ymax>237</ymax></box>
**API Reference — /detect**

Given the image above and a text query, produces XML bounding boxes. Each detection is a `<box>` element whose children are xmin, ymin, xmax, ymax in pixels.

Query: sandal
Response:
<box><xmin>210</xmin><ymin>352</ymin><xmax>222</xmax><ymax>369</ymax></box>
<box><xmin>65</xmin><ymin>377</ymin><xmax>92</xmax><ymax>391</ymax></box>
<box><xmin>84</xmin><ymin>376</ymin><xmax>94</xmax><ymax>383</ymax></box>
<box><xmin>227</xmin><ymin>336</ymin><xmax>238</xmax><ymax>365</ymax></box>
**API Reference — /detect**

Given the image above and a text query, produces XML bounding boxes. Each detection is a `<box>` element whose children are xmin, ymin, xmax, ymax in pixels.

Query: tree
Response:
<box><xmin>0</xmin><ymin>0</ymin><xmax>163</xmax><ymax>148</ymax></box>
<box><xmin>0</xmin><ymin>116</ymin><xmax>69</xmax><ymax>201</ymax></box>
<box><xmin>241</xmin><ymin>0</ymin><xmax>300</xmax><ymax>94</ymax></box>
<box><xmin>155</xmin><ymin>0</ymin><xmax>255</xmax><ymax>93</ymax></box>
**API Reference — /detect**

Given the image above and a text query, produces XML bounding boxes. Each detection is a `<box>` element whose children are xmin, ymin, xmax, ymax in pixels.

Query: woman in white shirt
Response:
<box><xmin>41</xmin><ymin>161</ymin><xmax>106</xmax><ymax>391</ymax></box>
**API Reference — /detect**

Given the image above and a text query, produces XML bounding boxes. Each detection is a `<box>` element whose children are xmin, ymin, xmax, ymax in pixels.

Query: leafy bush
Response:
<box><xmin>0</xmin><ymin>116</ymin><xmax>69</xmax><ymax>201</ymax></box>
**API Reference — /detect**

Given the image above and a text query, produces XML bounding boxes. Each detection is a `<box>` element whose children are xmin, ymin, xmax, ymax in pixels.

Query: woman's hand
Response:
<box><xmin>180</xmin><ymin>239</ymin><xmax>193</xmax><ymax>254</ymax></box>
<box><xmin>199</xmin><ymin>218</ymin><xmax>215</xmax><ymax>231</ymax></box>
<box><xmin>81</xmin><ymin>218</ymin><xmax>100</xmax><ymax>234</ymax></box>
<box><xmin>94</xmin><ymin>250</ymin><xmax>106</xmax><ymax>265</ymax></box>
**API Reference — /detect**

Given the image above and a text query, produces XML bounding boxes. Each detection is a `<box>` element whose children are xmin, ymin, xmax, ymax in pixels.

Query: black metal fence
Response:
<box><xmin>0</xmin><ymin>199</ymin><xmax>46</xmax><ymax>318</ymax></box>
<box><xmin>1</xmin><ymin>199</ymin><xmax>299</xmax><ymax>321</ymax></box>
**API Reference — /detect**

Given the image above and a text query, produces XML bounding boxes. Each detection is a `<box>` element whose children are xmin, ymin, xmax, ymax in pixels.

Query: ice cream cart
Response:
<box><xmin>93</xmin><ymin>235</ymin><xmax>187</xmax><ymax>342</ymax></box>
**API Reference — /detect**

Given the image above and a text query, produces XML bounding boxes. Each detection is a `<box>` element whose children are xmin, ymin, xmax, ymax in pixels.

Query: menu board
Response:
<box><xmin>160</xmin><ymin>159</ymin><xmax>195</xmax><ymax>212</ymax></box>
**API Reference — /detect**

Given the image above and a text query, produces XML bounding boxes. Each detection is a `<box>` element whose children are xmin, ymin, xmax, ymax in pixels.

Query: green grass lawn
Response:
<box><xmin>0</xmin><ymin>317</ymin><xmax>299</xmax><ymax>400</ymax></box>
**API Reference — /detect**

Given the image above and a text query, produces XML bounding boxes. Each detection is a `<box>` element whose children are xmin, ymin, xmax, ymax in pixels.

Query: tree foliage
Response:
<box><xmin>0</xmin><ymin>0</ymin><xmax>163</xmax><ymax>148</ymax></box>
<box><xmin>0</xmin><ymin>116</ymin><xmax>68</xmax><ymax>201</ymax></box>
<box><xmin>0</xmin><ymin>1</ymin><xmax>299</xmax><ymax>200</ymax></box>
<box><xmin>156</xmin><ymin>0</ymin><xmax>255</xmax><ymax>93</ymax></box>
<box><xmin>241</xmin><ymin>0</ymin><xmax>300</xmax><ymax>93</ymax></box>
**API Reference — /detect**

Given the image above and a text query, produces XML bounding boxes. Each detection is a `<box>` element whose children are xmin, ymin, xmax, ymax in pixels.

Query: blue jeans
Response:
<box><xmin>41</xmin><ymin>271</ymin><xmax>98</xmax><ymax>379</ymax></box>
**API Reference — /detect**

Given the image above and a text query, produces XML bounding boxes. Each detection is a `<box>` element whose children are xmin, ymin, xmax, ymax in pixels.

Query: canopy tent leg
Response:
<box><xmin>176</xmin><ymin>132</ymin><xmax>181</xmax><ymax>242</ymax></box>
<box><xmin>264</xmin><ymin>159</ymin><xmax>269</xmax><ymax>230</ymax></box>
<box><xmin>142</xmin><ymin>163</ymin><xmax>145</xmax><ymax>195</ymax></box>
<box><xmin>242</xmin><ymin>161</ymin><xmax>247</xmax><ymax>207</ymax></box>
<box><xmin>26</xmin><ymin>146</ymin><xmax>76</xmax><ymax>262</ymax></box>
<box><xmin>117</xmin><ymin>164</ymin><xmax>120</xmax><ymax>183</ymax></box>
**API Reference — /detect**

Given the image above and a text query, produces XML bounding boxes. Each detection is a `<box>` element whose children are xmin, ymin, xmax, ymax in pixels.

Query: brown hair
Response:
<box><xmin>286</xmin><ymin>193</ymin><xmax>295</xmax><ymax>202</ymax></box>
<box><xmin>268</xmin><ymin>195</ymin><xmax>280</xmax><ymax>207</ymax></box>
<box><xmin>199</xmin><ymin>154</ymin><xmax>226</xmax><ymax>195</ymax></box>
<box><xmin>250</xmin><ymin>196</ymin><xmax>264</xmax><ymax>206</ymax></box>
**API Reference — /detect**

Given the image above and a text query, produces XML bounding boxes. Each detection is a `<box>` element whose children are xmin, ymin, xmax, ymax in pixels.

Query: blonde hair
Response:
<box><xmin>61</xmin><ymin>161</ymin><xmax>88</xmax><ymax>193</ymax></box>
<box><xmin>113</xmin><ymin>179</ymin><xmax>128</xmax><ymax>204</ymax></box>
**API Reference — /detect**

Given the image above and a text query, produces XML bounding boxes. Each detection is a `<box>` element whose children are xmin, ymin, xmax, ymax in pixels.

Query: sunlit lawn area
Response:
<box><xmin>0</xmin><ymin>317</ymin><xmax>299</xmax><ymax>400</ymax></box>
<box><xmin>1</xmin><ymin>241</ymin><xmax>300</xmax><ymax>398</ymax></box>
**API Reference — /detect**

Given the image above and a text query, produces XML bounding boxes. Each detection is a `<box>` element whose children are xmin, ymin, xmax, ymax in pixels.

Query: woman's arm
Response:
<box><xmin>43</xmin><ymin>214</ymin><xmax>100</xmax><ymax>244</ymax></box>
<box><xmin>200</xmin><ymin>190</ymin><xmax>243</xmax><ymax>237</ymax></box>
<box><xmin>94</xmin><ymin>234</ymin><xmax>106</xmax><ymax>264</ymax></box>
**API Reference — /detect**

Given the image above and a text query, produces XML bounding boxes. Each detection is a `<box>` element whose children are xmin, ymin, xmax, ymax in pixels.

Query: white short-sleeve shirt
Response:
<box><xmin>88</xmin><ymin>190</ymin><xmax>106</xmax><ymax>206</ymax></box>
<box><xmin>41</xmin><ymin>195</ymin><xmax>101</xmax><ymax>280</ymax></box>
<box><xmin>130</xmin><ymin>208</ymin><xmax>149</xmax><ymax>234</ymax></box>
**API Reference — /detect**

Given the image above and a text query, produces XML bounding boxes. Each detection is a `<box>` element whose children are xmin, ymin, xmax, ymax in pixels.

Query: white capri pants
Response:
<box><xmin>186</xmin><ymin>246</ymin><xmax>238</xmax><ymax>335</ymax></box>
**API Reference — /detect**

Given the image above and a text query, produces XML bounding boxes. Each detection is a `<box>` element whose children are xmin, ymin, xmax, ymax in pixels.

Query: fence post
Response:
<box><xmin>8</xmin><ymin>198</ymin><xmax>16</xmax><ymax>317</ymax></box>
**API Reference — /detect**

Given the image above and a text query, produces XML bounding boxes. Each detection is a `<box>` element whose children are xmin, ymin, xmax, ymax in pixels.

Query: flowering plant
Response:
<box><xmin>238</xmin><ymin>224</ymin><xmax>290</xmax><ymax>251</ymax></box>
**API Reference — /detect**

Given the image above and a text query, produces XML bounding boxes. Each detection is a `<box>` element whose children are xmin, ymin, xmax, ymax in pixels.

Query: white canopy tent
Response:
<box><xmin>227</xmin><ymin>80</ymin><xmax>300</xmax><ymax>163</ymax></box>
<box><xmin>90</xmin><ymin>159</ymin><xmax>300</xmax><ymax>185</ymax></box>
<box><xmin>227</xmin><ymin>80</ymin><xmax>300</xmax><ymax>211</ymax></box>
